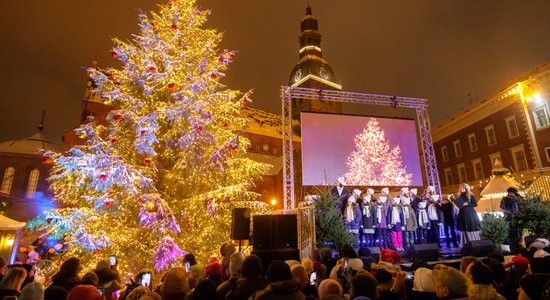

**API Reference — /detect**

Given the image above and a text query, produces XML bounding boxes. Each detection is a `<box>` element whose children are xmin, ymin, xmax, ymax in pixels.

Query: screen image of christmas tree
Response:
<box><xmin>344</xmin><ymin>118</ymin><xmax>412</xmax><ymax>186</ymax></box>
<box><xmin>34</xmin><ymin>0</ymin><xmax>271</xmax><ymax>274</ymax></box>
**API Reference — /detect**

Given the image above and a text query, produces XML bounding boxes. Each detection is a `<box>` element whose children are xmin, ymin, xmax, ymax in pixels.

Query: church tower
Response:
<box><xmin>289</xmin><ymin>5</ymin><xmax>342</xmax><ymax>119</ymax></box>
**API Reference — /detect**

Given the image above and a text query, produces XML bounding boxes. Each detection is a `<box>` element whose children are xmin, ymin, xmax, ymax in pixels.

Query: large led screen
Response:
<box><xmin>301</xmin><ymin>112</ymin><xmax>423</xmax><ymax>187</ymax></box>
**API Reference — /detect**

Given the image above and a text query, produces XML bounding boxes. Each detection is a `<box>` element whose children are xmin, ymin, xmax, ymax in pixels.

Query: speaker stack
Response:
<box><xmin>231</xmin><ymin>208</ymin><xmax>251</xmax><ymax>240</ymax></box>
<box><xmin>251</xmin><ymin>214</ymin><xmax>299</xmax><ymax>271</ymax></box>
<box><xmin>411</xmin><ymin>243</ymin><xmax>440</xmax><ymax>261</ymax></box>
<box><xmin>461</xmin><ymin>240</ymin><xmax>496</xmax><ymax>257</ymax></box>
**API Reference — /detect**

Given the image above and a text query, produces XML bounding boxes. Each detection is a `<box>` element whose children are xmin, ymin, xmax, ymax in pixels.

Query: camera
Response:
<box><xmin>141</xmin><ymin>272</ymin><xmax>151</xmax><ymax>287</ymax></box>
<box><xmin>309</xmin><ymin>272</ymin><xmax>317</xmax><ymax>285</ymax></box>
<box><xmin>185</xmin><ymin>262</ymin><xmax>191</xmax><ymax>273</ymax></box>
<box><xmin>110</xmin><ymin>255</ymin><xmax>117</xmax><ymax>266</ymax></box>
<box><xmin>98</xmin><ymin>288</ymin><xmax>103</xmax><ymax>296</ymax></box>
<box><xmin>405</xmin><ymin>272</ymin><xmax>414</xmax><ymax>281</ymax></box>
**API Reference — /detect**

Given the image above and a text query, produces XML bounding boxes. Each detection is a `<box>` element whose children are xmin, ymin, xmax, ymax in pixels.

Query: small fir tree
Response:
<box><xmin>313</xmin><ymin>187</ymin><xmax>354</xmax><ymax>252</ymax></box>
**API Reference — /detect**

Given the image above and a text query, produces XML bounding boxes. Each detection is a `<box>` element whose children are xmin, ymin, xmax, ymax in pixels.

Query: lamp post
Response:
<box><xmin>517</xmin><ymin>82</ymin><xmax>543</xmax><ymax>174</ymax></box>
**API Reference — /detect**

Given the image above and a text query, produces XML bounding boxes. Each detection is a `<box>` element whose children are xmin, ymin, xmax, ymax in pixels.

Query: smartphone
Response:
<box><xmin>522</xmin><ymin>228</ymin><xmax>529</xmax><ymax>233</ymax></box>
<box><xmin>185</xmin><ymin>262</ymin><xmax>191</xmax><ymax>273</ymax></box>
<box><xmin>344</xmin><ymin>259</ymin><xmax>349</xmax><ymax>271</ymax></box>
<box><xmin>405</xmin><ymin>272</ymin><xmax>414</xmax><ymax>281</ymax></box>
<box><xmin>110</xmin><ymin>255</ymin><xmax>117</xmax><ymax>266</ymax></box>
<box><xmin>98</xmin><ymin>288</ymin><xmax>103</xmax><ymax>296</ymax></box>
<box><xmin>309</xmin><ymin>272</ymin><xmax>317</xmax><ymax>285</ymax></box>
<box><xmin>141</xmin><ymin>272</ymin><xmax>151</xmax><ymax>287</ymax></box>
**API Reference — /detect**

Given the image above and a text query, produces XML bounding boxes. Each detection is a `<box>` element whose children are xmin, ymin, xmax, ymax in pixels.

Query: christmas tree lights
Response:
<box><xmin>34</xmin><ymin>0</ymin><xmax>270</xmax><ymax>274</ymax></box>
<box><xmin>344</xmin><ymin>119</ymin><xmax>412</xmax><ymax>186</ymax></box>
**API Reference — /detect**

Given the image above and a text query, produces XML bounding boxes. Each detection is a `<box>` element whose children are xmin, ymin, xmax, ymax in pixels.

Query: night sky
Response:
<box><xmin>2</xmin><ymin>0</ymin><xmax>550</xmax><ymax>149</ymax></box>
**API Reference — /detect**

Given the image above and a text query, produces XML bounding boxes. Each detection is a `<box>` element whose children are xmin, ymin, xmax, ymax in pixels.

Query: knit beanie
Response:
<box><xmin>412</xmin><ymin>267</ymin><xmax>436</xmax><ymax>292</ymax></box>
<box><xmin>266</xmin><ymin>260</ymin><xmax>292</xmax><ymax>283</ymax></box>
<box><xmin>205</xmin><ymin>262</ymin><xmax>223</xmax><ymax>277</ymax></box>
<box><xmin>432</xmin><ymin>265</ymin><xmax>470</xmax><ymax>296</ymax></box>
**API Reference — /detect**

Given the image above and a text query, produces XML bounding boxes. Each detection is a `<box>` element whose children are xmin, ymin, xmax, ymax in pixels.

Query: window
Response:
<box><xmin>510</xmin><ymin>145</ymin><xmax>529</xmax><ymax>172</ymax></box>
<box><xmin>485</xmin><ymin>125</ymin><xmax>497</xmax><ymax>146</ymax></box>
<box><xmin>533</xmin><ymin>107</ymin><xmax>550</xmax><ymax>128</ymax></box>
<box><xmin>441</xmin><ymin>146</ymin><xmax>449</xmax><ymax>162</ymax></box>
<box><xmin>468</xmin><ymin>133</ymin><xmax>478</xmax><ymax>152</ymax></box>
<box><xmin>472</xmin><ymin>158</ymin><xmax>484</xmax><ymax>181</ymax></box>
<box><xmin>505</xmin><ymin>115</ymin><xmax>519</xmax><ymax>138</ymax></box>
<box><xmin>453</xmin><ymin>140</ymin><xmax>462</xmax><ymax>158</ymax></box>
<box><xmin>25</xmin><ymin>169</ymin><xmax>40</xmax><ymax>199</ymax></box>
<box><xmin>545</xmin><ymin>147</ymin><xmax>550</xmax><ymax>162</ymax></box>
<box><xmin>457</xmin><ymin>163</ymin><xmax>467</xmax><ymax>183</ymax></box>
<box><xmin>488</xmin><ymin>152</ymin><xmax>502</xmax><ymax>168</ymax></box>
<box><xmin>0</xmin><ymin>167</ymin><xmax>15</xmax><ymax>195</ymax></box>
<box><xmin>444</xmin><ymin>168</ymin><xmax>453</xmax><ymax>186</ymax></box>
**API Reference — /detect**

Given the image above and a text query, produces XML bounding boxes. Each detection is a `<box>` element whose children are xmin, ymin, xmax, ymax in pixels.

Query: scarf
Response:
<box><xmin>346</xmin><ymin>201</ymin><xmax>356</xmax><ymax>223</ymax></box>
<box><xmin>376</xmin><ymin>205</ymin><xmax>383</xmax><ymax>224</ymax></box>
<box><xmin>337</xmin><ymin>186</ymin><xmax>343</xmax><ymax>196</ymax></box>
<box><xmin>418</xmin><ymin>209</ymin><xmax>428</xmax><ymax>226</ymax></box>
<box><xmin>363</xmin><ymin>204</ymin><xmax>370</xmax><ymax>217</ymax></box>
<box><xmin>391</xmin><ymin>205</ymin><xmax>400</xmax><ymax>225</ymax></box>
<box><xmin>428</xmin><ymin>204</ymin><xmax>438</xmax><ymax>221</ymax></box>
<box><xmin>402</xmin><ymin>205</ymin><xmax>410</xmax><ymax>225</ymax></box>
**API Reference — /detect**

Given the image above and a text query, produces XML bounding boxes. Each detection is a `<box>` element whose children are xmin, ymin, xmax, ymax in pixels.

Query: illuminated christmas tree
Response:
<box><xmin>34</xmin><ymin>0</ymin><xmax>270</xmax><ymax>273</ymax></box>
<box><xmin>344</xmin><ymin>118</ymin><xmax>412</xmax><ymax>186</ymax></box>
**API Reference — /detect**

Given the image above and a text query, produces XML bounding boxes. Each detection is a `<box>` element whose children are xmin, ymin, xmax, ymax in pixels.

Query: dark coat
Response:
<box><xmin>454</xmin><ymin>193</ymin><xmax>481</xmax><ymax>232</ymax></box>
<box><xmin>251</xmin><ymin>279</ymin><xmax>305</xmax><ymax>300</ymax></box>
<box><xmin>437</xmin><ymin>201</ymin><xmax>455</xmax><ymax>226</ymax></box>
<box><xmin>217</xmin><ymin>277</ymin><xmax>239</xmax><ymax>300</ymax></box>
<box><xmin>331</xmin><ymin>187</ymin><xmax>350</xmax><ymax>215</ymax></box>
<box><xmin>226</xmin><ymin>277</ymin><xmax>268</xmax><ymax>300</ymax></box>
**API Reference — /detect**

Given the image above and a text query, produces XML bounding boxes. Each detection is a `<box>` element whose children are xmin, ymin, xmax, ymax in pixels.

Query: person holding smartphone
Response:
<box><xmin>94</xmin><ymin>258</ymin><xmax>123</xmax><ymax>300</ymax></box>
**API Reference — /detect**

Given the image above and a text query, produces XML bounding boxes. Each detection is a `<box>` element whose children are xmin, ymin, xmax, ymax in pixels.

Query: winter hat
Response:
<box><xmin>160</xmin><ymin>267</ymin><xmax>189</xmax><ymax>297</ymax></box>
<box><xmin>336</xmin><ymin>177</ymin><xmax>346</xmax><ymax>186</ymax></box>
<box><xmin>205</xmin><ymin>262</ymin><xmax>223</xmax><ymax>277</ymax></box>
<box><xmin>410</xmin><ymin>188</ymin><xmax>418</xmax><ymax>196</ymax></box>
<box><xmin>403</xmin><ymin>197</ymin><xmax>411</xmax><ymax>205</ymax></box>
<box><xmin>432</xmin><ymin>264</ymin><xmax>470</xmax><ymax>296</ymax></box>
<box><xmin>267</xmin><ymin>260</ymin><xmax>292</xmax><ymax>283</ymax></box>
<box><xmin>381</xmin><ymin>187</ymin><xmax>389</xmax><ymax>195</ymax></box>
<box><xmin>67</xmin><ymin>285</ymin><xmax>101</xmax><ymax>300</ymax></box>
<box><xmin>418</xmin><ymin>201</ymin><xmax>426</xmax><ymax>209</ymax></box>
<box><xmin>125</xmin><ymin>286</ymin><xmax>150</xmax><ymax>300</ymax></box>
<box><xmin>431</xmin><ymin>194</ymin><xmax>440</xmax><ymax>202</ymax></box>
<box><xmin>20</xmin><ymin>282</ymin><xmax>45</xmax><ymax>300</ymax></box>
<box><xmin>519</xmin><ymin>273</ymin><xmax>550</xmax><ymax>300</ymax></box>
<box><xmin>348</xmin><ymin>258</ymin><xmax>364</xmax><ymax>272</ymax></box>
<box><xmin>427</xmin><ymin>186</ymin><xmax>435</xmax><ymax>193</ymax></box>
<box><xmin>242</xmin><ymin>254</ymin><xmax>263</xmax><ymax>279</ymax></box>
<box><xmin>530</xmin><ymin>241</ymin><xmax>546</xmax><ymax>250</ymax></box>
<box><xmin>530</xmin><ymin>257</ymin><xmax>550</xmax><ymax>274</ymax></box>
<box><xmin>353</xmin><ymin>189</ymin><xmax>362</xmax><ymax>197</ymax></box>
<box><xmin>44</xmin><ymin>285</ymin><xmax>68</xmax><ymax>300</ymax></box>
<box><xmin>534</xmin><ymin>249</ymin><xmax>550</xmax><ymax>258</ymax></box>
<box><xmin>412</xmin><ymin>267</ymin><xmax>436</xmax><ymax>293</ymax></box>
<box><xmin>380</xmin><ymin>249</ymin><xmax>401</xmax><ymax>265</ymax></box>
<box><xmin>367</xmin><ymin>188</ymin><xmax>375</xmax><ymax>195</ymax></box>
<box><xmin>401</xmin><ymin>187</ymin><xmax>409</xmax><ymax>194</ymax></box>
<box><xmin>504</xmin><ymin>256</ymin><xmax>530</xmax><ymax>274</ymax></box>
<box><xmin>229</xmin><ymin>253</ymin><xmax>245</xmax><ymax>276</ymax></box>
<box><xmin>536</xmin><ymin>238</ymin><xmax>550</xmax><ymax>247</ymax></box>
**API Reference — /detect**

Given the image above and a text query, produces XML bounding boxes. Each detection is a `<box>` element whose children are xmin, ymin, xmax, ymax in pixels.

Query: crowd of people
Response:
<box><xmin>331</xmin><ymin>178</ymin><xmax>484</xmax><ymax>250</ymax></box>
<box><xmin>0</xmin><ymin>238</ymin><xmax>549</xmax><ymax>300</ymax></box>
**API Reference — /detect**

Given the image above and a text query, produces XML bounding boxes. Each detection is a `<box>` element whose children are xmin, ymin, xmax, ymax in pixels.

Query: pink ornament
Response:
<box><xmin>99</xmin><ymin>173</ymin><xmax>107</xmax><ymax>181</ymax></box>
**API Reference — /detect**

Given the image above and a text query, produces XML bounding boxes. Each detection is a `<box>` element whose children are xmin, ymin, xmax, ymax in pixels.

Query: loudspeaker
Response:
<box><xmin>461</xmin><ymin>240</ymin><xmax>496</xmax><ymax>257</ymax></box>
<box><xmin>359</xmin><ymin>247</ymin><xmax>381</xmax><ymax>261</ymax></box>
<box><xmin>252</xmin><ymin>248</ymin><xmax>300</xmax><ymax>274</ymax></box>
<box><xmin>412</xmin><ymin>243</ymin><xmax>440</xmax><ymax>261</ymax></box>
<box><xmin>231</xmin><ymin>208</ymin><xmax>251</xmax><ymax>240</ymax></box>
<box><xmin>252</xmin><ymin>214</ymin><xmax>298</xmax><ymax>250</ymax></box>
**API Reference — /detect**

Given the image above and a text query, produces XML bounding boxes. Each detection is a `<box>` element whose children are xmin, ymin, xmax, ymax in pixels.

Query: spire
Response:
<box><xmin>38</xmin><ymin>110</ymin><xmax>45</xmax><ymax>133</ymax></box>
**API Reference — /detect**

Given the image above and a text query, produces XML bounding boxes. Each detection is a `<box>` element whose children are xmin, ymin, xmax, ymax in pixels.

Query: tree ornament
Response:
<box><xmin>208</xmin><ymin>197</ymin><xmax>216</xmax><ymax>217</ymax></box>
<box><xmin>111</xmin><ymin>51</ymin><xmax>119</xmax><ymax>59</ymax></box>
<box><xmin>218</xmin><ymin>56</ymin><xmax>224</xmax><ymax>65</ymax></box>
<box><xmin>99</xmin><ymin>173</ymin><xmax>108</xmax><ymax>181</ymax></box>
<box><xmin>222</xmin><ymin>122</ymin><xmax>229</xmax><ymax>129</ymax></box>
<box><xmin>229</xmin><ymin>51</ymin><xmax>235</xmax><ymax>61</ymax></box>
<box><xmin>171</xmin><ymin>24</ymin><xmax>177</xmax><ymax>30</ymax></box>
<box><xmin>210</xmin><ymin>73</ymin><xmax>217</xmax><ymax>79</ymax></box>
<box><xmin>241</xmin><ymin>97</ymin><xmax>252</xmax><ymax>104</ymax></box>
<box><xmin>140</xmin><ymin>130</ymin><xmax>147</xmax><ymax>137</ymax></box>
<box><xmin>78</xmin><ymin>131</ymin><xmax>87</xmax><ymax>139</ymax></box>
<box><xmin>150</xmin><ymin>22</ymin><xmax>155</xmax><ymax>29</ymax></box>
<box><xmin>104</xmin><ymin>200</ymin><xmax>114</xmax><ymax>208</ymax></box>
<box><xmin>148</xmin><ymin>66</ymin><xmax>157</xmax><ymax>73</ymax></box>
<box><xmin>167</xmin><ymin>82</ymin><xmax>175</xmax><ymax>91</ymax></box>
<box><xmin>113</xmin><ymin>114</ymin><xmax>123</xmax><ymax>123</ymax></box>
<box><xmin>41</xmin><ymin>156</ymin><xmax>53</xmax><ymax>164</ymax></box>
<box><xmin>111</xmin><ymin>138</ymin><xmax>119</xmax><ymax>145</ymax></box>
<box><xmin>144</xmin><ymin>157</ymin><xmax>152</xmax><ymax>165</ymax></box>
<box><xmin>227</xmin><ymin>142</ymin><xmax>238</xmax><ymax>152</ymax></box>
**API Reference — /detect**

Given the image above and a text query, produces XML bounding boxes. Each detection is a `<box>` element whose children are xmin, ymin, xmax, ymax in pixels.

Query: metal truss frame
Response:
<box><xmin>281</xmin><ymin>86</ymin><xmax>441</xmax><ymax>210</ymax></box>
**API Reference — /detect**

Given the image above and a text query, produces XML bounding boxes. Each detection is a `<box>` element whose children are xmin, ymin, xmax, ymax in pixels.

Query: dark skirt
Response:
<box><xmin>456</xmin><ymin>206</ymin><xmax>480</xmax><ymax>232</ymax></box>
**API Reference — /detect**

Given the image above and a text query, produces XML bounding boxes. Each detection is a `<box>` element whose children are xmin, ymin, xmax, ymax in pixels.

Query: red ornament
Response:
<box><xmin>111</xmin><ymin>51</ymin><xmax>118</xmax><ymax>59</ymax></box>
<box><xmin>227</xmin><ymin>144</ymin><xmax>237</xmax><ymax>152</ymax></box>
<box><xmin>222</xmin><ymin>123</ymin><xmax>229</xmax><ymax>129</ymax></box>
<box><xmin>105</xmin><ymin>201</ymin><xmax>114</xmax><ymax>208</ymax></box>
<box><xmin>144</xmin><ymin>158</ymin><xmax>152</xmax><ymax>165</ymax></box>
<box><xmin>167</xmin><ymin>82</ymin><xmax>175</xmax><ymax>91</ymax></box>
<box><xmin>41</xmin><ymin>156</ymin><xmax>53</xmax><ymax>164</ymax></box>
<box><xmin>141</xmin><ymin>130</ymin><xmax>147</xmax><ymax>137</ymax></box>
<box><xmin>150</xmin><ymin>22</ymin><xmax>155</xmax><ymax>28</ymax></box>
<box><xmin>229</xmin><ymin>52</ymin><xmax>235</xmax><ymax>60</ymax></box>
<box><xmin>148</xmin><ymin>66</ymin><xmax>156</xmax><ymax>73</ymax></box>
<box><xmin>196</xmin><ymin>126</ymin><xmax>202</xmax><ymax>132</ymax></box>
<box><xmin>113</xmin><ymin>114</ymin><xmax>123</xmax><ymax>123</ymax></box>
<box><xmin>111</xmin><ymin>138</ymin><xmax>119</xmax><ymax>145</ymax></box>
<box><xmin>99</xmin><ymin>173</ymin><xmax>108</xmax><ymax>181</ymax></box>
<box><xmin>241</xmin><ymin>97</ymin><xmax>251</xmax><ymax>104</ymax></box>
<box><xmin>218</xmin><ymin>56</ymin><xmax>224</xmax><ymax>65</ymax></box>
<box><xmin>210</xmin><ymin>73</ymin><xmax>217</xmax><ymax>79</ymax></box>
<box><xmin>171</xmin><ymin>24</ymin><xmax>177</xmax><ymax>30</ymax></box>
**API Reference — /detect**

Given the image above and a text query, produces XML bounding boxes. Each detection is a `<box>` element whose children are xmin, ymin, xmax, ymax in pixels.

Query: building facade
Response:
<box><xmin>432</xmin><ymin>63</ymin><xmax>550</xmax><ymax>194</ymax></box>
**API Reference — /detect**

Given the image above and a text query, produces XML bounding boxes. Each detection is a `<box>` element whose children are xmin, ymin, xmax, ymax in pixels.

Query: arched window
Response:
<box><xmin>0</xmin><ymin>167</ymin><xmax>15</xmax><ymax>195</ymax></box>
<box><xmin>26</xmin><ymin>169</ymin><xmax>40</xmax><ymax>199</ymax></box>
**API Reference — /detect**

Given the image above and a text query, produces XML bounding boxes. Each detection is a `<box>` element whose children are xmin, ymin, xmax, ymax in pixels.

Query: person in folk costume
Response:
<box><xmin>436</xmin><ymin>194</ymin><xmax>459</xmax><ymax>248</ymax></box>
<box><xmin>345</xmin><ymin>189</ymin><xmax>363</xmax><ymax>247</ymax></box>
<box><xmin>417</xmin><ymin>198</ymin><xmax>430</xmax><ymax>244</ymax></box>
<box><xmin>388</xmin><ymin>190</ymin><xmax>405</xmax><ymax>251</ymax></box>
<box><xmin>427</xmin><ymin>193</ymin><xmax>442</xmax><ymax>247</ymax></box>
<box><xmin>375</xmin><ymin>187</ymin><xmax>391</xmax><ymax>249</ymax></box>
<box><xmin>400</xmin><ymin>187</ymin><xmax>418</xmax><ymax>249</ymax></box>
<box><xmin>331</xmin><ymin>177</ymin><xmax>350</xmax><ymax>218</ymax></box>
<box><xmin>360</xmin><ymin>188</ymin><xmax>376</xmax><ymax>247</ymax></box>
<box><xmin>409</xmin><ymin>188</ymin><xmax>422</xmax><ymax>243</ymax></box>
<box><xmin>454</xmin><ymin>183</ymin><xmax>481</xmax><ymax>246</ymax></box>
